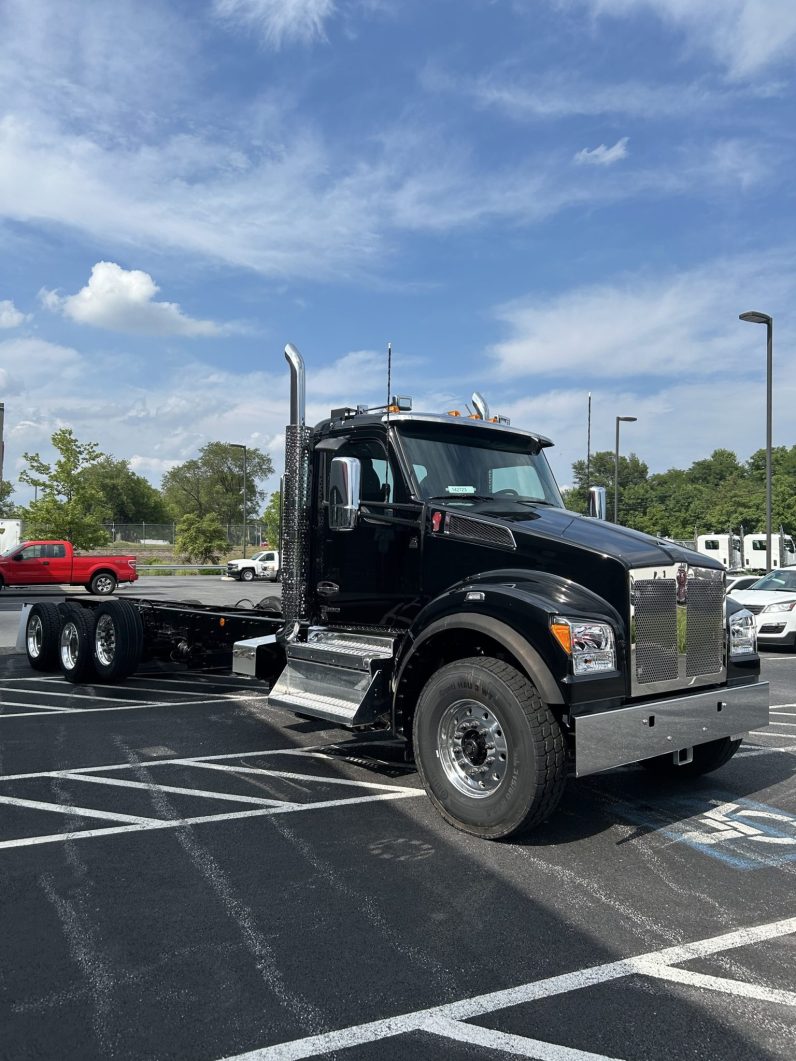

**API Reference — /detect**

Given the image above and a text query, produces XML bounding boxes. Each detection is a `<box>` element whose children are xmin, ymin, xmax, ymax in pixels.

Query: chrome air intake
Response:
<box><xmin>282</xmin><ymin>344</ymin><xmax>311</xmax><ymax>625</ymax></box>
<box><xmin>630</xmin><ymin>565</ymin><xmax>725</xmax><ymax>696</ymax></box>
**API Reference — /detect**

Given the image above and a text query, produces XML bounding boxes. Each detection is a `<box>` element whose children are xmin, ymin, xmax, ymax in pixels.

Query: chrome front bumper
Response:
<box><xmin>574</xmin><ymin>680</ymin><xmax>769</xmax><ymax>777</ymax></box>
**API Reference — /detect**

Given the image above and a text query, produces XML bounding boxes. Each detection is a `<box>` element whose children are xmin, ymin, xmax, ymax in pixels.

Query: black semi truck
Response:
<box><xmin>20</xmin><ymin>344</ymin><xmax>769</xmax><ymax>838</ymax></box>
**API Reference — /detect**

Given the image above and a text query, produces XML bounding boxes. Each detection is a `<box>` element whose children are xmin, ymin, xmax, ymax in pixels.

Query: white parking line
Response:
<box><xmin>180</xmin><ymin>761</ymin><xmax>412</xmax><ymax>792</ymax></box>
<box><xmin>0</xmin><ymin>695</ymin><xmax>272</xmax><ymax>720</ymax></box>
<box><xmin>215</xmin><ymin>917</ymin><xmax>796</xmax><ymax>1061</ymax></box>
<box><xmin>0</xmin><ymin>794</ymin><xmax>159</xmax><ymax>826</ymax></box>
<box><xmin>55</xmin><ymin>771</ymin><xmax>288</xmax><ymax>807</ymax></box>
<box><xmin>0</xmin><ymin>790</ymin><xmax>422</xmax><ymax>851</ymax></box>
<box><xmin>633</xmin><ymin>962</ymin><xmax>796</xmax><ymax>1005</ymax></box>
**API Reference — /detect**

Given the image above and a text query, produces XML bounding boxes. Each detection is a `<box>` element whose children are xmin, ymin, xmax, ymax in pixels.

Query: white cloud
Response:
<box><xmin>566</xmin><ymin>0</ymin><xmax>796</xmax><ymax>79</ymax></box>
<box><xmin>488</xmin><ymin>252</ymin><xmax>796</xmax><ymax>380</ymax></box>
<box><xmin>574</xmin><ymin>137</ymin><xmax>629</xmax><ymax>166</ymax></box>
<box><xmin>214</xmin><ymin>0</ymin><xmax>335</xmax><ymax>47</ymax></box>
<box><xmin>41</xmin><ymin>262</ymin><xmax>224</xmax><ymax>337</ymax></box>
<box><xmin>0</xmin><ymin>299</ymin><xmax>27</xmax><ymax>328</ymax></box>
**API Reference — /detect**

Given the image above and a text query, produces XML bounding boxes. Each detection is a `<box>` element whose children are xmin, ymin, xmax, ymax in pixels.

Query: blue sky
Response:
<box><xmin>1</xmin><ymin>0</ymin><xmax>795</xmax><ymax>504</ymax></box>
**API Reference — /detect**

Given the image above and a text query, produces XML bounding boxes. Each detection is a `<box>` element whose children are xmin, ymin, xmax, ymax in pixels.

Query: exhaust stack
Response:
<box><xmin>281</xmin><ymin>344</ymin><xmax>311</xmax><ymax>625</ymax></box>
<box><xmin>472</xmin><ymin>392</ymin><xmax>490</xmax><ymax>421</ymax></box>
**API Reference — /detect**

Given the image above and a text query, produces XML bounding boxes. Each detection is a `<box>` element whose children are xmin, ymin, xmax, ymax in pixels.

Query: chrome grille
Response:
<box><xmin>685</xmin><ymin>579</ymin><xmax>724</xmax><ymax>677</ymax></box>
<box><xmin>633</xmin><ymin>579</ymin><xmax>678</xmax><ymax>684</ymax></box>
<box><xmin>745</xmin><ymin>603</ymin><xmax>765</xmax><ymax>615</ymax></box>
<box><xmin>631</xmin><ymin>566</ymin><xmax>725</xmax><ymax>696</ymax></box>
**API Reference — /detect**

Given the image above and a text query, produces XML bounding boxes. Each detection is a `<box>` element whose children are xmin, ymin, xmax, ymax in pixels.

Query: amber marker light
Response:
<box><xmin>219</xmin><ymin>618</ymin><xmax>226</xmax><ymax>626</ymax></box>
<box><xmin>550</xmin><ymin>622</ymin><xmax>572</xmax><ymax>654</ymax></box>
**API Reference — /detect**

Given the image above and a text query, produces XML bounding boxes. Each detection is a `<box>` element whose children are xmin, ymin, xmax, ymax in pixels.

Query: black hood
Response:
<box><xmin>444</xmin><ymin>501</ymin><xmax>720</xmax><ymax>572</ymax></box>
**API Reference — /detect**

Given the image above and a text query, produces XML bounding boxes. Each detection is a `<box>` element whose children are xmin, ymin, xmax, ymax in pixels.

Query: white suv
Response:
<box><xmin>731</xmin><ymin>569</ymin><xmax>796</xmax><ymax>650</ymax></box>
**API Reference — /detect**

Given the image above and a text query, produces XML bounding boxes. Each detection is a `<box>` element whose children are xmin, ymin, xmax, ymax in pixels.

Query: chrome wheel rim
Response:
<box><xmin>60</xmin><ymin>622</ymin><xmax>80</xmax><ymax>670</ymax></box>
<box><xmin>94</xmin><ymin>576</ymin><xmax>114</xmax><ymax>594</ymax></box>
<box><xmin>437</xmin><ymin>698</ymin><xmax>509</xmax><ymax>798</ymax></box>
<box><xmin>95</xmin><ymin>614</ymin><xmax>116</xmax><ymax>666</ymax></box>
<box><xmin>27</xmin><ymin>614</ymin><xmax>43</xmax><ymax>658</ymax></box>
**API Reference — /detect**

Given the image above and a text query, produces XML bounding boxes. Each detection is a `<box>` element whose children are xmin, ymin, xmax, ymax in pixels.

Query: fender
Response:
<box><xmin>395</xmin><ymin>568</ymin><xmax>626</xmax><ymax>709</ymax></box>
<box><xmin>397</xmin><ymin>610</ymin><xmax>564</xmax><ymax>705</ymax></box>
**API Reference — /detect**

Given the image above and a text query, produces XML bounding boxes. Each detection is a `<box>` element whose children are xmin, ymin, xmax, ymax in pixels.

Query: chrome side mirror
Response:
<box><xmin>329</xmin><ymin>457</ymin><xmax>361</xmax><ymax>531</ymax></box>
<box><xmin>587</xmin><ymin>486</ymin><xmax>607</xmax><ymax>520</ymax></box>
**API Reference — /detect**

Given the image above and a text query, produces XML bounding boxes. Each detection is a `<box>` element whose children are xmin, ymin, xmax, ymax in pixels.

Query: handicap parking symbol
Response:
<box><xmin>619</xmin><ymin>797</ymin><xmax>796</xmax><ymax>869</ymax></box>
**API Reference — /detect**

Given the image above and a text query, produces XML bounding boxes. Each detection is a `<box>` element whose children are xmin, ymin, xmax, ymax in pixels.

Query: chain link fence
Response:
<box><xmin>16</xmin><ymin>521</ymin><xmax>267</xmax><ymax>548</ymax></box>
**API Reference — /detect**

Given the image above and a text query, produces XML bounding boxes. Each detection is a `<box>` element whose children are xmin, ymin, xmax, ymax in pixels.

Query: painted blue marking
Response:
<box><xmin>614</xmin><ymin>796</ymin><xmax>796</xmax><ymax>869</ymax></box>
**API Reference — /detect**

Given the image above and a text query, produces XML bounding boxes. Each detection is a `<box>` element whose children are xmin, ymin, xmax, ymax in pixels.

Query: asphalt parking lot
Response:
<box><xmin>0</xmin><ymin>583</ymin><xmax>794</xmax><ymax>1060</ymax></box>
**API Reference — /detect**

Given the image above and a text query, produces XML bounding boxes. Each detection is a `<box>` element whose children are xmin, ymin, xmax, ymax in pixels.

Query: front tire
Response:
<box><xmin>89</xmin><ymin>572</ymin><xmax>117</xmax><ymax>595</ymax></box>
<box><xmin>240</xmin><ymin>568</ymin><xmax>255</xmax><ymax>582</ymax></box>
<box><xmin>93</xmin><ymin>600</ymin><xmax>143</xmax><ymax>682</ymax></box>
<box><xmin>413</xmin><ymin>657</ymin><xmax>567</xmax><ymax>840</ymax></box>
<box><xmin>642</xmin><ymin>736</ymin><xmax>742</xmax><ymax>778</ymax></box>
<box><xmin>26</xmin><ymin>603</ymin><xmax>62</xmax><ymax>671</ymax></box>
<box><xmin>59</xmin><ymin>604</ymin><xmax>96</xmax><ymax>683</ymax></box>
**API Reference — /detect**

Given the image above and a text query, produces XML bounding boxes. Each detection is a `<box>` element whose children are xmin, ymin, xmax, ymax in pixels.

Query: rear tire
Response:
<box><xmin>641</xmin><ymin>736</ymin><xmax>742</xmax><ymax>778</ymax></box>
<box><xmin>413</xmin><ymin>657</ymin><xmax>567</xmax><ymax>840</ymax></box>
<box><xmin>59</xmin><ymin>604</ymin><xmax>96</xmax><ymax>683</ymax></box>
<box><xmin>93</xmin><ymin>600</ymin><xmax>143</xmax><ymax>682</ymax></box>
<box><xmin>89</xmin><ymin>572</ymin><xmax>117</xmax><ymax>595</ymax></box>
<box><xmin>25</xmin><ymin>603</ymin><xmax>62</xmax><ymax>671</ymax></box>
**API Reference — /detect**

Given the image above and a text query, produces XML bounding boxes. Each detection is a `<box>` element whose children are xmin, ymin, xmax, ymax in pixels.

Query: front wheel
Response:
<box><xmin>413</xmin><ymin>657</ymin><xmax>567</xmax><ymax>840</ymax></box>
<box><xmin>641</xmin><ymin>737</ymin><xmax>742</xmax><ymax>778</ymax></box>
<box><xmin>240</xmin><ymin>568</ymin><xmax>255</xmax><ymax>582</ymax></box>
<box><xmin>59</xmin><ymin>604</ymin><xmax>96</xmax><ymax>683</ymax></box>
<box><xmin>89</xmin><ymin>572</ymin><xmax>117</xmax><ymax>595</ymax></box>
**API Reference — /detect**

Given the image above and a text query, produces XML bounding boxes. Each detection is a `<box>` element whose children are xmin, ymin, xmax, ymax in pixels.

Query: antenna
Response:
<box><xmin>586</xmin><ymin>392</ymin><xmax>592</xmax><ymax>492</ymax></box>
<box><xmin>386</xmin><ymin>342</ymin><xmax>392</xmax><ymax>422</ymax></box>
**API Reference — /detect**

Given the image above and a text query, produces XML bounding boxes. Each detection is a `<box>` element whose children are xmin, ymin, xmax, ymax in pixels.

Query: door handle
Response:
<box><xmin>316</xmin><ymin>581</ymin><xmax>339</xmax><ymax>597</ymax></box>
<box><xmin>41</xmin><ymin>561</ymin><xmax>49</xmax><ymax>565</ymax></box>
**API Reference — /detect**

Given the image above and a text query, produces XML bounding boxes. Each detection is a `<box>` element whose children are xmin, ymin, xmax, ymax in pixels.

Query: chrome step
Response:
<box><xmin>267</xmin><ymin>650</ymin><xmax>391</xmax><ymax>728</ymax></box>
<box><xmin>288</xmin><ymin>628</ymin><xmax>395</xmax><ymax>671</ymax></box>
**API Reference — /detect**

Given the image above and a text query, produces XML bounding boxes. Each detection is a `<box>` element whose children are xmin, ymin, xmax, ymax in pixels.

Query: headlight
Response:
<box><xmin>550</xmin><ymin>617</ymin><xmax>617</xmax><ymax>675</ymax></box>
<box><xmin>729</xmin><ymin>608</ymin><xmax>756</xmax><ymax>657</ymax></box>
<box><xmin>762</xmin><ymin>600</ymin><xmax>796</xmax><ymax>613</ymax></box>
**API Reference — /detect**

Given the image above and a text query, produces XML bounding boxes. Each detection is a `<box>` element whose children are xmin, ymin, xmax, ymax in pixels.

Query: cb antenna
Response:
<box><xmin>386</xmin><ymin>341</ymin><xmax>392</xmax><ymax>421</ymax></box>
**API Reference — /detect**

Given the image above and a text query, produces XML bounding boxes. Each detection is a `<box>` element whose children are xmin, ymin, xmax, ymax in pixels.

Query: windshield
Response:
<box><xmin>398</xmin><ymin>424</ymin><xmax>564</xmax><ymax>507</ymax></box>
<box><xmin>752</xmin><ymin>570</ymin><xmax>796</xmax><ymax>593</ymax></box>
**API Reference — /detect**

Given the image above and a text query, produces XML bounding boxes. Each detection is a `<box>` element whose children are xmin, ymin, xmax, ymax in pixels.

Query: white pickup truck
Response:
<box><xmin>225</xmin><ymin>549</ymin><xmax>280</xmax><ymax>583</ymax></box>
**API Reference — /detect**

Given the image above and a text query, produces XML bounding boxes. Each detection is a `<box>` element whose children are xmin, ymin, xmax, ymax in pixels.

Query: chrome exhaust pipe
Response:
<box><xmin>282</xmin><ymin>343</ymin><xmax>310</xmax><ymax>624</ymax></box>
<box><xmin>472</xmin><ymin>391</ymin><xmax>490</xmax><ymax>421</ymax></box>
<box><xmin>285</xmin><ymin>343</ymin><xmax>305</xmax><ymax>427</ymax></box>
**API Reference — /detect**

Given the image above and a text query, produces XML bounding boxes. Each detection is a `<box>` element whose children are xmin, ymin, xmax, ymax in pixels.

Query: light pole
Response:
<box><xmin>739</xmin><ymin>311</ymin><xmax>773</xmax><ymax>571</ymax></box>
<box><xmin>614</xmin><ymin>415</ymin><xmax>637</xmax><ymax>523</ymax></box>
<box><xmin>230</xmin><ymin>443</ymin><xmax>248</xmax><ymax>557</ymax></box>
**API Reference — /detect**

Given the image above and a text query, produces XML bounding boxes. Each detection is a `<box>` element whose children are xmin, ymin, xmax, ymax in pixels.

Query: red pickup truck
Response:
<box><xmin>0</xmin><ymin>540</ymin><xmax>137</xmax><ymax>595</ymax></box>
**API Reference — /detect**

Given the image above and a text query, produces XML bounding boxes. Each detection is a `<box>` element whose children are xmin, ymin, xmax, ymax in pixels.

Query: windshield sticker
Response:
<box><xmin>446</xmin><ymin>485</ymin><xmax>477</xmax><ymax>494</ymax></box>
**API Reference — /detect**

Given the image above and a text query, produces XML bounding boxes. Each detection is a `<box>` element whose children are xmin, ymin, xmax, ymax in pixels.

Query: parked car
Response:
<box><xmin>726</xmin><ymin>574</ymin><xmax>762</xmax><ymax>594</ymax></box>
<box><xmin>0</xmin><ymin>540</ymin><xmax>138</xmax><ymax>595</ymax></box>
<box><xmin>226</xmin><ymin>549</ymin><xmax>280</xmax><ymax>583</ymax></box>
<box><xmin>730</xmin><ymin>569</ymin><xmax>796</xmax><ymax>650</ymax></box>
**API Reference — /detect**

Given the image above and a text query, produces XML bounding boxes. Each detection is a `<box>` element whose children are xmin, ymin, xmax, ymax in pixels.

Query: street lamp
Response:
<box><xmin>739</xmin><ymin>311</ymin><xmax>773</xmax><ymax>571</ymax></box>
<box><xmin>230</xmin><ymin>443</ymin><xmax>248</xmax><ymax>557</ymax></box>
<box><xmin>614</xmin><ymin>415</ymin><xmax>637</xmax><ymax>523</ymax></box>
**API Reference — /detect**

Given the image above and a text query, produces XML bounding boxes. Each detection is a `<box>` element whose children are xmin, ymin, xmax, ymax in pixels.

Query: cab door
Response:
<box><xmin>10</xmin><ymin>543</ymin><xmax>48</xmax><ymax>585</ymax></box>
<box><xmin>316</xmin><ymin>435</ymin><xmax>423</xmax><ymax>628</ymax></box>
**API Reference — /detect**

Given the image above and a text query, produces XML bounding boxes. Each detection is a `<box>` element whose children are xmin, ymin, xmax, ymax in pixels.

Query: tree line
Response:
<box><xmin>0</xmin><ymin>428</ymin><xmax>275</xmax><ymax>561</ymax></box>
<box><xmin>562</xmin><ymin>445</ymin><xmax>796</xmax><ymax>538</ymax></box>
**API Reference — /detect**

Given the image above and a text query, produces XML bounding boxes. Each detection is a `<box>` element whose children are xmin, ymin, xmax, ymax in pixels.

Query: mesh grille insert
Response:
<box><xmin>445</xmin><ymin>515</ymin><xmax>515</xmax><ymax>550</ymax></box>
<box><xmin>686</xmin><ymin>579</ymin><xmax>724</xmax><ymax>677</ymax></box>
<box><xmin>634</xmin><ymin>579</ymin><xmax>678</xmax><ymax>684</ymax></box>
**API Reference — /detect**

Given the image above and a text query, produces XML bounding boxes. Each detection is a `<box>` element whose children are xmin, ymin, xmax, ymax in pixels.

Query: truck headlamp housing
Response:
<box><xmin>550</xmin><ymin>617</ymin><xmax>616</xmax><ymax>675</ymax></box>
<box><xmin>728</xmin><ymin>608</ymin><xmax>757</xmax><ymax>657</ymax></box>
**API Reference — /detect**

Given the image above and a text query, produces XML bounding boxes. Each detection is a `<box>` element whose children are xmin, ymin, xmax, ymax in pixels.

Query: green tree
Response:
<box><xmin>161</xmin><ymin>443</ymin><xmax>274</xmax><ymax>524</ymax></box>
<box><xmin>261</xmin><ymin>490</ymin><xmax>281</xmax><ymax>549</ymax></box>
<box><xmin>174</xmin><ymin>513</ymin><xmax>228</xmax><ymax>564</ymax></box>
<box><xmin>0</xmin><ymin>479</ymin><xmax>17</xmax><ymax>517</ymax></box>
<box><xmin>80</xmin><ymin>457</ymin><xmax>170</xmax><ymax>523</ymax></box>
<box><xmin>564</xmin><ymin>450</ymin><xmax>649</xmax><ymax>517</ymax></box>
<box><xmin>19</xmin><ymin>428</ymin><xmax>109</xmax><ymax>549</ymax></box>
